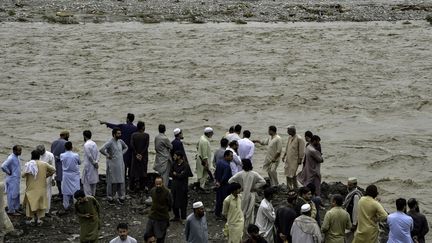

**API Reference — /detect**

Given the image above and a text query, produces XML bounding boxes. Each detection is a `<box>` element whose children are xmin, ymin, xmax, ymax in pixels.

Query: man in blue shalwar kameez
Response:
<box><xmin>214</xmin><ymin>150</ymin><xmax>233</xmax><ymax>219</ymax></box>
<box><xmin>1</xmin><ymin>145</ymin><xmax>22</xmax><ymax>215</ymax></box>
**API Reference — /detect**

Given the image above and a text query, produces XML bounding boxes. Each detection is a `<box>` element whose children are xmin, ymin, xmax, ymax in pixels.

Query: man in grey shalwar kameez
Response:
<box><xmin>100</xmin><ymin>128</ymin><xmax>128</xmax><ymax>204</ymax></box>
<box><xmin>82</xmin><ymin>130</ymin><xmax>100</xmax><ymax>196</ymax></box>
<box><xmin>298</xmin><ymin>135</ymin><xmax>323</xmax><ymax>196</ymax></box>
<box><xmin>154</xmin><ymin>124</ymin><xmax>172</xmax><ymax>188</ymax></box>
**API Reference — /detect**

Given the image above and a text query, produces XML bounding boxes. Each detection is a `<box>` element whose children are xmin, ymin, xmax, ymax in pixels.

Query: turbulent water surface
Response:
<box><xmin>1</xmin><ymin>21</ymin><xmax>431</xmax><ymax>231</ymax></box>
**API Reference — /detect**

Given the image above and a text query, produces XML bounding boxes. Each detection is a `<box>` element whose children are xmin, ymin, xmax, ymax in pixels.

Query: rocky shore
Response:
<box><xmin>1</xmin><ymin>0</ymin><xmax>432</xmax><ymax>24</ymax></box>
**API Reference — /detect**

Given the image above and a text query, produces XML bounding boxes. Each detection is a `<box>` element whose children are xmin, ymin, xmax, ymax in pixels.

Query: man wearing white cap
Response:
<box><xmin>282</xmin><ymin>125</ymin><xmax>305</xmax><ymax>190</ymax></box>
<box><xmin>343</xmin><ymin>177</ymin><xmax>363</xmax><ymax>241</ymax></box>
<box><xmin>196</xmin><ymin>127</ymin><xmax>213</xmax><ymax>190</ymax></box>
<box><xmin>291</xmin><ymin>204</ymin><xmax>322</xmax><ymax>243</ymax></box>
<box><xmin>185</xmin><ymin>201</ymin><xmax>208</xmax><ymax>243</ymax></box>
<box><xmin>171</xmin><ymin>128</ymin><xmax>188</xmax><ymax>163</ymax></box>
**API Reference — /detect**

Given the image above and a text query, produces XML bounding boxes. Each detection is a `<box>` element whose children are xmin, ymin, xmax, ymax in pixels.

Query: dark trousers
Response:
<box><xmin>130</xmin><ymin>177</ymin><xmax>146</xmax><ymax>191</ymax></box>
<box><xmin>173</xmin><ymin>205</ymin><xmax>187</xmax><ymax>220</ymax></box>
<box><xmin>56</xmin><ymin>180</ymin><xmax>62</xmax><ymax>197</ymax></box>
<box><xmin>215</xmin><ymin>184</ymin><xmax>229</xmax><ymax>217</ymax></box>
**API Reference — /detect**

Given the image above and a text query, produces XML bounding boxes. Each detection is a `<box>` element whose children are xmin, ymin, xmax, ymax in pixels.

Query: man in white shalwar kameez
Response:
<box><xmin>228</xmin><ymin>159</ymin><xmax>265</xmax><ymax>231</ymax></box>
<box><xmin>291</xmin><ymin>204</ymin><xmax>322</xmax><ymax>243</ymax></box>
<box><xmin>36</xmin><ymin>145</ymin><xmax>55</xmax><ymax>215</ymax></box>
<box><xmin>154</xmin><ymin>124</ymin><xmax>172</xmax><ymax>188</ymax></box>
<box><xmin>237</xmin><ymin>130</ymin><xmax>254</xmax><ymax>161</ymax></box>
<box><xmin>100</xmin><ymin>128</ymin><xmax>128</xmax><ymax>204</ymax></box>
<box><xmin>60</xmin><ymin>142</ymin><xmax>81</xmax><ymax>210</ymax></box>
<box><xmin>256</xmin><ymin>187</ymin><xmax>276</xmax><ymax>243</ymax></box>
<box><xmin>226</xmin><ymin>140</ymin><xmax>242</xmax><ymax>175</ymax></box>
<box><xmin>196</xmin><ymin>127</ymin><xmax>213</xmax><ymax>189</ymax></box>
<box><xmin>82</xmin><ymin>130</ymin><xmax>100</xmax><ymax>196</ymax></box>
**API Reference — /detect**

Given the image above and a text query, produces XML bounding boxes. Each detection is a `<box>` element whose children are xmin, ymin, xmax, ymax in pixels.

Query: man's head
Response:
<box><xmin>83</xmin><ymin>130</ymin><xmax>92</xmax><ymax>141</ymax></box>
<box><xmin>229</xmin><ymin>182</ymin><xmax>242</xmax><ymax>197</ymax></box>
<box><xmin>234</xmin><ymin>124</ymin><xmax>242</xmax><ymax>134</ymax></box>
<box><xmin>73</xmin><ymin>190</ymin><xmax>86</xmax><ymax>203</ymax></box>
<box><xmin>242</xmin><ymin>159</ymin><xmax>252</xmax><ymax>172</ymax></box>
<box><xmin>223</xmin><ymin>150</ymin><xmax>233</xmax><ymax>162</ymax></box>
<box><xmin>158</xmin><ymin>124</ymin><xmax>166</xmax><ymax>134</ymax></box>
<box><xmin>116</xmin><ymin>223</ymin><xmax>129</xmax><ymax>241</ymax></box>
<box><xmin>332</xmin><ymin>194</ymin><xmax>344</xmax><ymax>207</ymax></box>
<box><xmin>298</xmin><ymin>186</ymin><xmax>312</xmax><ymax>201</ymax></box>
<box><xmin>396</xmin><ymin>198</ymin><xmax>407</xmax><ymax>212</ymax></box>
<box><xmin>31</xmin><ymin>150</ymin><xmax>40</xmax><ymax>160</ymax></box>
<box><xmin>365</xmin><ymin>184</ymin><xmax>379</xmax><ymax>198</ymax></box>
<box><xmin>347</xmin><ymin>177</ymin><xmax>358</xmax><ymax>191</ymax></box>
<box><xmin>154</xmin><ymin>176</ymin><xmax>164</xmax><ymax>190</ymax></box>
<box><xmin>311</xmin><ymin>135</ymin><xmax>321</xmax><ymax>147</ymax></box>
<box><xmin>287</xmin><ymin>125</ymin><xmax>296</xmax><ymax>136</ymax></box>
<box><xmin>65</xmin><ymin>141</ymin><xmax>73</xmax><ymax>151</ymax></box>
<box><xmin>137</xmin><ymin>121</ymin><xmax>145</xmax><ymax>131</ymax></box>
<box><xmin>36</xmin><ymin>144</ymin><xmax>45</xmax><ymax>156</ymax></box>
<box><xmin>12</xmin><ymin>145</ymin><xmax>22</xmax><ymax>156</ymax></box>
<box><xmin>300</xmin><ymin>203</ymin><xmax>312</xmax><ymax>216</ymax></box>
<box><xmin>173</xmin><ymin>151</ymin><xmax>184</xmax><ymax>163</ymax></box>
<box><xmin>228</xmin><ymin>126</ymin><xmax>234</xmax><ymax>134</ymax></box>
<box><xmin>407</xmin><ymin>198</ymin><xmax>419</xmax><ymax>212</ymax></box>
<box><xmin>268</xmin><ymin>126</ymin><xmax>277</xmax><ymax>136</ymax></box>
<box><xmin>204</xmin><ymin>127</ymin><xmax>213</xmax><ymax>138</ymax></box>
<box><xmin>112</xmin><ymin>127</ymin><xmax>122</xmax><ymax>139</ymax></box>
<box><xmin>192</xmin><ymin>201</ymin><xmax>205</xmax><ymax>218</ymax></box>
<box><xmin>144</xmin><ymin>232</ymin><xmax>156</xmax><ymax>243</ymax></box>
<box><xmin>126</xmin><ymin>113</ymin><xmax>135</xmax><ymax>123</ymax></box>
<box><xmin>305</xmin><ymin>131</ymin><xmax>313</xmax><ymax>143</ymax></box>
<box><xmin>287</xmin><ymin>190</ymin><xmax>298</xmax><ymax>204</ymax></box>
<box><xmin>243</xmin><ymin>130</ymin><xmax>251</xmax><ymax>139</ymax></box>
<box><xmin>220</xmin><ymin>138</ymin><xmax>229</xmax><ymax>148</ymax></box>
<box><xmin>229</xmin><ymin>140</ymin><xmax>238</xmax><ymax>150</ymax></box>
<box><xmin>246</xmin><ymin>224</ymin><xmax>260</xmax><ymax>239</ymax></box>
<box><xmin>60</xmin><ymin>130</ymin><xmax>70</xmax><ymax>140</ymax></box>
<box><xmin>173</xmin><ymin>128</ymin><xmax>183</xmax><ymax>139</ymax></box>
<box><xmin>264</xmin><ymin>187</ymin><xmax>275</xmax><ymax>201</ymax></box>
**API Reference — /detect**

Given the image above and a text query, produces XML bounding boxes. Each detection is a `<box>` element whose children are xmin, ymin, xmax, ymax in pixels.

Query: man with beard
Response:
<box><xmin>185</xmin><ymin>201</ymin><xmax>208</xmax><ymax>243</ymax></box>
<box><xmin>255</xmin><ymin>187</ymin><xmax>276</xmax><ymax>243</ymax></box>
<box><xmin>110</xmin><ymin>223</ymin><xmax>137</xmax><ymax>243</ymax></box>
<box><xmin>282</xmin><ymin>125</ymin><xmax>305</xmax><ymax>190</ymax></box>
<box><xmin>60</xmin><ymin>141</ymin><xmax>81</xmax><ymax>211</ymax></box>
<box><xmin>343</xmin><ymin>177</ymin><xmax>363</xmax><ymax>241</ymax></box>
<box><xmin>291</xmin><ymin>204</ymin><xmax>322</xmax><ymax>243</ymax></box>
<box><xmin>387</xmin><ymin>198</ymin><xmax>413</xmax><ymax>243</ymax></box>
<box><xmin>407</xmin><ymin>198</ymin><xmax>429</xmax><ymax>243</ymax></box>
<box><xmin>171</xmin><ymin>128</ymin><xmax>188</xmax><ymax>163</ymax></box>
<box><xmin>294</xmin><ymin>186</ymin><xmax>317</xmax><ymax>219</ymax></box>
<box><xmin>154</xmin><ymin>124</ymin><xmax>172</xmax><ymax>188</ymax></box>
<box><xmin>129</xmin><ymin>121</ymin><xmax>150</xmax><ymax>192</ymax></box>
<box><xmin>1</xmin><ymin>145</ymin><xmax>22</xmax><ymax>216</ymax></box>
<box><xmin>170</xmin><ymin>151</ymin><xmax>193</xmax><ymax>222</ymax></box>
<box><xmin>145</xmin><ymin>177</ymin><xmax>172</xmax><ymax>243</ymax></box>
<box><xmin>196</xmin><ymin>127</ymin><xmax>213</xmax><ymax>190</ymax></box>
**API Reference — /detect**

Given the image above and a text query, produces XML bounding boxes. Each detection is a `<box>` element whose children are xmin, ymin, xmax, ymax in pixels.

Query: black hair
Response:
<box><xmin>298</xmin><ymin>186</ymin><xmax>310</xmax><ymax>196</ymax></box>
<box><xmin>242</xmin><ymin>159</ymin><xmax>252</xmax><ymax>171</ymax></box>
<box><xmin>305</xmin><ymin>131</ymin><xmax>313</xmax><ymax>138</ymax></box>
<box><xmin>83</xmin><ymin>130</ymin><xmax>92</xmax><ymax>139</ymax></box>
<box><xmin>174</xmin><ymin>150</ymin><xmax>184</xmax><ymax>158</ymax></box>
<box><xmin>220</xmin><ymin>138</ymin><xmax>229</xmax><ymax>148</ymax></box>
<box><xmin>127</xmin><ymin>113</ymin><xmax>135</xmax><ymax>122</ymax></box>
<box><xmin>229</xmin><ymin>140</ymin><xmax>238</xmax><ymax>147</ymax></box>
<box><xmin>228</xmin><ymin>126</ymin><xmax>234</xmax><ymax>133</ymax></box>
<box><xmin>228</xmin><ymin>182</ymin><xmax>242</xmax><ymax>194</ymax></box>
<box><xmin>365</xmin><ymin>184</ymin><xmax>379</xmax><ymax>198</ymax></box>
<box><xmin>243</xmin><ymin>130</ymin><xmax>251</xmax><ymax>138</ymax></box>
<box><xmin>223</xmin><ymin>150</ymin><xmax>233</xmax><ymax>158</ymax></box>
<box><xmin>158</xmin><ymin>124</ymin><xmax>166</xmax><ymax>133</ymax></box>
<box><xmin>73</xmin><ymin>190</ymin><xmax>85</xmax><ymax>199</ymax></box>
<box><xmin>269</xmin><ymin>125</ymin><xmax>277</xmax><ymax>133</ymax></box>
<box><xmin>31</xmin><ymin>150</ymin><xmax>40</xmax><ymax>160</ymax></box>
<box><xmin>117</xmin><ymin>222</ymin><xmax>128</xmax><ymax>230</ymax></box>
<box><xmin>234</xmin><ymin>124</ymin><xmax>242</xmax><ymax>133</ymax></box>
<box><xmin>12</xmin><ymin>145</ymin><xmax>20</xmax><ymax>152</ymax></box>
<box><xmin>112</xmin><ymin>127</ymin><xmax>121</xmax><ymax>136</ymax></box>
<box><xmin>333</xmin><ymin>194</ymin><xmax>344</xmax><ymax>206</ymax></box>
<box><xmin>247</xmin><ymin>224</ymin><xmax>259</xmax><ymax>234</ymax></box>
<box><xmin>264</xmin><ymin>187</ymin><xmax>275</xmax><ymax>200</ymax></box>
<box><xmin>65</xmin><ymin>141</ymin><xmax>73</xmax><ymax>150</ymax></box>
<box><xmin>137</xmin><ymin>121</ymin><xmax>145</xmax><ymax>130</ymax></box>
<box><xmin>407</xmin><ymin>198</ymin><xmax>418</xmax><ymax>209</ymax></box>
<box><xmin>311</xmin><ymin>135</ymin><xmax>321</xmax><ymax>142</ymax></box>
<box><xmin>144</xmin><ymin>232</ymin><xmax>155</xmax><ymax>241</ymax></box>
<box><xmin>306</xmin><ymin>183</ymin><xmax>316</xmax><ymax>195</ymax></box>
<box><xmin>396</xmin><ymin>198</ymin><xmax>407</xmax><ymax>211</ymax></box>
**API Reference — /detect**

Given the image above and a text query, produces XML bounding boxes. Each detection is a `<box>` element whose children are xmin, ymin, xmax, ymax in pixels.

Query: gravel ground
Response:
<box><xmin>1</xmin><ymin>0</ymin><xmax>432</xmax><ymax>24</ymax></box>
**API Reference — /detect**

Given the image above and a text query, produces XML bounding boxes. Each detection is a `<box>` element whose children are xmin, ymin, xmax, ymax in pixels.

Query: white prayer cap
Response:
<box><xmin>300</xmin><ymin>203</ymin><xmax>311</xmax><ymax>213</ymax></box>
<box><xmin>286</xmin><ymin>125</ymin><xmax>296</xmax><ymax>129</ymax></box>
<box><xmin>193</xmin><ymin>201</ymin><xmax>204</xmax><ymax>209</ymax></box>
<box><xmin>348</xmin><ymin>177</ymin><xmax>358</xmax><ymax>183</ymax></box>
<box><xmin>173</xmin><ymin>128</ymin><xmax>181</xmax><ymax>136</ymax></box>
<box><xmin>204</xmin><ymin>127</ymin><xmax>213</xmax><ymax>133</ymax></box>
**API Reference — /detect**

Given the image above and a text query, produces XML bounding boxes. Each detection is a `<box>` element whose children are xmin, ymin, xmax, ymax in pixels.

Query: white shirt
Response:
<box><xmin>238</xmin><ymin>138</ymin><xmax>255</xmax><ymax>161</ymax></box>
<box><xmin>227</xmin><ymin>147</ymin><xmax>242</xmax><ymax>175</ymax></box>
<box><xmin>226</xmin><ymin>133</ymin><xmax>241</xmax><ymax>142</ymax></box>
<box><xmin>40</xmin><ymin>151</ymin><xmax>55</xmax><ymax>166</ymax></box>
<box><xmin>109</xmin><ymin>236</ymin><xmax>137</xmax><ymax>243</ymax></box>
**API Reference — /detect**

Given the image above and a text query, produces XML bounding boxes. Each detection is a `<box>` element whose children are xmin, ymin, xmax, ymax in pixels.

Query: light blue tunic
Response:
<box><xmin>1</xmin><ymin>153</ymin><xmax>21</xmax><ymax>213</ymax></box>
<box><xmin>60</xmin><ymin>151</ymin><xmax>81</xmax><ymax>196</ymax></box>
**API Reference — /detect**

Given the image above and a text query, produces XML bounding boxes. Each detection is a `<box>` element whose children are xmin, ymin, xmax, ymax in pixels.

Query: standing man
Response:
<box><xmin>214</xmin><ymin>150</ymin><xmax>233</xmax><ymax>219</ymax></box>
<box><xmin>282</xmin><ymin>125</ymin><xmax>305</xmax><ymax>190</ymax></box>
<box><xmin>129</xmin><ymin>121</ymin><xmax>150</xmax><ymax>192</ymax></box>
<box><xmin>100</xmin><ymin>127</ymin><xmax>128</xmax><ymax>204</ymax></box>
<box><xmin>51</xmin><ymin>130</ymin><xmax>69</xmax><ymax>198</ymax></box>
<box><xmin>36</xmin><ymin>145</ymin><xmax>55</xmax><ymax>215</ymax></box>
<box><xmin>238</xmin><ymin>130</ymin><xmax>255</xmax><ymax>161</ymax></box>
<box><xmin>254</xmin><ymin>126</ymin><xmax>282</xmax><ymax>186</ymax></box>
<box><xmin>185</xmin><ymin>201</ymin><xmax>208</xmax><ymax>243</ymax></box>
<box><xmin>145</xmin><ymin>176</ymin><xmax>172</xmax><ymax>243</ymax></box>
<box><xmin>154</xmin><ymin>124</ymin><xmax>172</xmax><ymax>188</ymax></box>
<box><xmin>294</xmin><ymin>187</ymin><xmax>317</xmax><ymax>219</ymax></box>
<box><xmin>321</xmin><ymin>194</ymin><xmax>352</xmax><ymax>243</ymax></box>
<box><xmin>0</xmin><ymin>182</ymin><xmax>15</xmax><ymax>234</ymax></box>
<box><xmin>196</xmin><ymin>127</ymin><xmax>213</xmax><ymax>190</ymax></box>
<box><xmin>275</xmin><ymin>190</ymin><xmax>298</xmax><ymax>243</ymax></box>
<box><xmin>290</xmin><ymin>204</ymin><xmax>322</xmax><ymax>243</ymax></box>
<box><xmin>255</xmin><ymin>187</ymin><xmax>276</xmax><ymax>243</ymax></box>
<box><xmin>74</xmin><ymin>190</ymin><xmax>101</xmax><ymax>243</ymax></box>
<box><xmin>1</xmin><ymin>145</ymin><xmax>22</xmax><ymax>215</ymax></box>
<box><xmin>171</xmin><ymin>128</ymin><xmax>188</xmax><ymax>163</ymax></box>
<box><xmin>298</xmin><ymin>135</ymin><xmax>323</xmax><ymax>196</ymax></box>
<box><xmin>100</xmin><ymin>113</ymin><xmax>137</xmax><ymax>183</ymax></box>
<box><xmin>387</xmin><ymin>198</ymin><xmax>413</xmax><ymax>243</ymax></box>
<box><xmin>352</xmin><ymin>184</ymin><xmax>388</xmax><ymax>243</ymax></box>
<box><xmin>228</xmin><ymin>159</ymin><xmax>266</xmax><ymax>229</ymax></box>
<box><xmin>343</xmin><ymin>177</ymin><xmax>363</xmax><ymax>241</ymax></box>
<box><xmin>226</xmin><ymin>124</ymin><xmax>242</xmax><ymax>142</ymax></box>
<box><xmin>22</xmin><ymin>150</ymin><xmax>56</xmax><ymax>225</ymax></box>
<box><xmin>82</xmin><ymin>130</ymin><xmax>100</xmax><ymax>196</ymax></box>
<box><xmin>227</xmin><ymin>140</ymin><xmax>242</xmax><ymax>175</ymax></box>
<box><xmin>222</xmin><ymin>182</ymin><xmax>244</xmax><ymax>243</ymax></box>
<box><xmin>407</xmin><ymin>198</ymin><xmax>429</xmax><ymax>243</ymax></box>
<box><xmin>110</xmin><ymin>223</ymin><xmax>137</xmax><ymax>243</ymax></box>
<box><xmin>61</xmin><ymin>141</ymin><xmax>81</xmax><ymax>211</ymax></box>
<box><xmin>213</xmin><ymin>138</ymin><xmax>228</xmax><ymax>168</ymax></box>
<box><xmin>170</xmin><ymin>151</ymin><xmax>193</xmax><ymax>222</ymax></box>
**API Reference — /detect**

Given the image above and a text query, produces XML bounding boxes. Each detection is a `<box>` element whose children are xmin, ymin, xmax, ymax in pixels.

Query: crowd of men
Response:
<box><xmin>1</xmin><ymin>112</ymin><xmax>429</xmax><ymax>243</ymax></box>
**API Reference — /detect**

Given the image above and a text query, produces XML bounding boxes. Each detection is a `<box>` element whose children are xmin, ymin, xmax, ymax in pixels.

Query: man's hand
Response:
<box><xmin>85</xmin><ymin>213</ymin><xmax>92</xmax><ymax>218</ymax></box>
<box><xmin>351</xmin><ymin>224</ymin><xmax>357</xmax><ymax>232</ymax></box>
<box><xmin>215</xmin><ymin>181</ymin><xmax>220</xmax><ymax>188</ymax></box>
<box><xmin>136</xmin><ymin>154</ymin><xmax>142</xmax><ymax>161</ymax></box>
<box><xmin>93</xmin><ymin>163</ymin><xmax>99</xmax><ymax>169</ymax></box>
<box><xmin>51</xmin><ymin>179</ymin><xmax>56</xmax><ymax>186</ymax></box>
<box><xmin>279</xmin><ymin>233</ymin><xmax>286</xmax><ymax>241</ymax></box>
<box><xmin>99</xmin><ymin>120</ymin><xmax>106</xmax><ymax>125</ymax></box>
